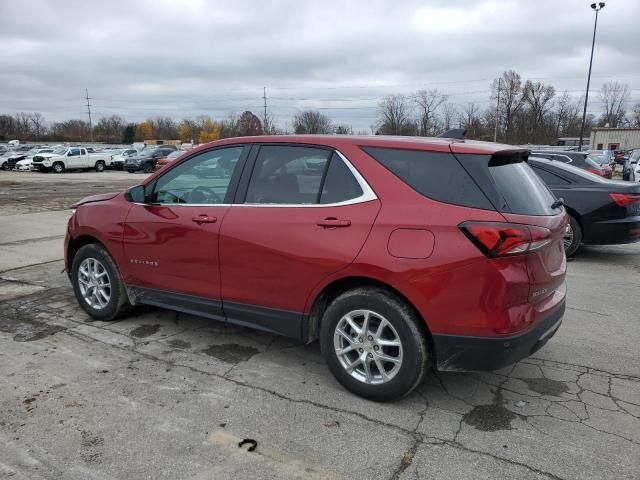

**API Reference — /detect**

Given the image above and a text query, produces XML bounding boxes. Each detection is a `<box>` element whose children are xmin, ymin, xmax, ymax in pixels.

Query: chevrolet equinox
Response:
<box><xmin>65</xmin><ymin>135</ymin><xmax>567</xmax><ymax>401</ymax></box>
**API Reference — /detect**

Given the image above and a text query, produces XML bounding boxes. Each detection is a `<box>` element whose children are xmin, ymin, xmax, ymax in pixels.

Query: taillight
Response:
<box><xmin>460</xmin><ymin>222</ymin><xmax>553</xmax><ymax>258</ymax></box>
<box><xmin>609</xmin><ymin>193</ymin><xmax>640</xmax><ymax>207</ymax></box>
<box><xmin>586</xmin><ymin>168</ymin><xmax>604</xmax><ymax>176</ymax></box>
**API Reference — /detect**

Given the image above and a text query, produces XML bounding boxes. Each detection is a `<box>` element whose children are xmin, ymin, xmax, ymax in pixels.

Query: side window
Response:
<box><xmin>152</xmin><ymin>146</ymin><xmax>243</xmax><ymax>204</ymax></box>
<box><xmin>532</xmin><ymin>166</ymin><xmax>570</xmax><ymax>185</ymax></box>
<box><xmin>320</xmin><ymin>153</ymin><xmax>363</xmax><ymax>204</ymax></box>
<box><xmin>245</xmin><ymin>146</ymin><xmax>331</xmax><ymax>204</ymax></box>
<box><xmin>69</xmin><ymin>148</ymin><xmax>80</xmax><ymax>157</ymax></box>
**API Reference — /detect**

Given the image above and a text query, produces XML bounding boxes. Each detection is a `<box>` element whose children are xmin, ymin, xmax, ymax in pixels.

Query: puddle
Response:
<box><xmin>201</xmin><ymin>343</ymin><xmax>259</xmax><ymax>363</ymax></box>
<box><xmin>523</xmin><ymin>377</ymin><xmax>568</xmax><ymax>396</ymax></box>
<box><xmin>0</xmin><ymin>309</ymin><xmax>65</xmax><ymax>342</ymax></box>
<box><xmin>167</xmin><ymin>339</ymin><xmax>191</xmax><ymax>350</ymax></box>
<box><xmin>130</xmin><ymin>324</ymin><xmax>161</xmax><ymax>338</ymax></box>
<box><xmin>462</xmin><ymin>403</ymin><xmax>518</xmax><ymax>431</ymax></box>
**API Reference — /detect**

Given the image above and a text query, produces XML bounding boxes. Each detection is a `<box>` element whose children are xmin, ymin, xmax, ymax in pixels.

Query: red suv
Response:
<box><xmin>65</xmin><ymin>135</ymin><xmax>567</xmax><ymax>401</ymax></box>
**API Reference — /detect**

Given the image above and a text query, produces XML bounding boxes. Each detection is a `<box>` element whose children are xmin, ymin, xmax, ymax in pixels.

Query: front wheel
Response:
<box><xmin>53</xmin><ymin>162</ymin><xmax>65</xmax><ymax>173</ymax></box>
<box><xmin>142</xmin><ymin>163</ymin><xmax>154</xmax><ymax>174</ymax></box>
<box><xmin>563</xmin><ymin>215</ymin><xmax>582</xmax><ymax>257</ymax></box>
<box><xmin>71</xmin><ymin>244</ymin><xmax>129</xmax><ymax>321</ymax></box>
<box><xmin>320</xmin><ymin>287</ymin><xmax>429</xmax><ymax>401</ymax></box>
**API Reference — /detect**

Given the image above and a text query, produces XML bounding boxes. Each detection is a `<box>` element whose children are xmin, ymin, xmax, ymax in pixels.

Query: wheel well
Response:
<box><xmin>67</xmin><ymin>235</ymin><xmax>104</xmax><ymax>271</ymax></box>
<box><xmin>306</xmin><ymin>276</ymin><xmax>431</xmax><ymax>344</ymax></box>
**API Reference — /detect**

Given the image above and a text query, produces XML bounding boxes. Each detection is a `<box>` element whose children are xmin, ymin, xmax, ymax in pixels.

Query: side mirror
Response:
<box><xmin>126</xmin><ymin>185</ymin><xmax>147</xmax><ymax>203</ymax></box>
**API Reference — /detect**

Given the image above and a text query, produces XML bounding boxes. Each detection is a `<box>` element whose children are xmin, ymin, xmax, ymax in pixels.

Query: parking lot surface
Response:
<box><xmin>1</xmin><ymin>171</ymin><xmax>639</xmax><ymax>479</ymax></box>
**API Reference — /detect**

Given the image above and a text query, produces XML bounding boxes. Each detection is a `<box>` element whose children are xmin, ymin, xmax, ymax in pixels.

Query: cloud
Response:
<box><xmin>0</xmin><ymin>0</ymin><xmax>638</xmax><ymax>130</ymax></box>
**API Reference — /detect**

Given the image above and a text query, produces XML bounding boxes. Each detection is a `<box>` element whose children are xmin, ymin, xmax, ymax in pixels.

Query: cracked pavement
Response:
<box><xmin>1</xmin><ymin>171</ymin><xmax>639</xmax><ymax>479</ymax></box>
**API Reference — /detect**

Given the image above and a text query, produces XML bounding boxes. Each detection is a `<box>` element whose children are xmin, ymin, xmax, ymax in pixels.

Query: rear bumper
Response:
<box><xmin>585</xmin><ymin>216</ymin><xmax>640</xmax><ymax>245</ymax></box>
<box><xmin>432</xmin><ymin>300</ymin><xmax>565</xmax><ymax>371</ymax></box>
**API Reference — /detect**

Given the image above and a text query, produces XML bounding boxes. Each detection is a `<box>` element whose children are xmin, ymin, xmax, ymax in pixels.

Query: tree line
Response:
<box><xmin>1</xmin><ymin>70</ymin><xmax>638</xmax><ymax>145</ymax></box>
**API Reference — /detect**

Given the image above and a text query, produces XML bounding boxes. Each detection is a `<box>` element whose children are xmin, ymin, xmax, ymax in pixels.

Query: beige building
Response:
<box><xmin>589</xmin><ymin>128</ymin><xmax>640</xmax><ymax>151</ymax></box>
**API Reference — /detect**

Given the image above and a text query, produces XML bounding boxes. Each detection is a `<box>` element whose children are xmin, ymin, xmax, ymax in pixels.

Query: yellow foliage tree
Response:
<box><xmin>199</xmin><ymin>117</ymin><xmax>222</xmax><ymax>143</ymax></box>
<box><xmin>137</xmin><ymin>120</ymin><xmax>154</xmax><ymax>140</ymax></box>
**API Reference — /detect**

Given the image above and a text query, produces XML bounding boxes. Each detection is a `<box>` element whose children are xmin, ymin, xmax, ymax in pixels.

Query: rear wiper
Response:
<box><xmin>551</xmin><ymin>198</ymin><xmax>564</xmax><ymax>209</ymax></box>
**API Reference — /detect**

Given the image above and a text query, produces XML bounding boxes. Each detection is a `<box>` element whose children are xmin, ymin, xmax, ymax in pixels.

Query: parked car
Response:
<box><xmin>528</xmin><ymin>156</ymin><xmax>640</xmax><ymax>256</ymax></box>
<box><xmin>623</xmin><ymin>149</ymin><xmax>640</xmax><ymax>181</ymax></box>
<box><xmin>124</xmin><ymin>147</ymin><xmax>176</xmax><ymax>173</ymax></box>
<box><xmin>154</xmin><ymin>150</ymin><xmax>185</xmax><ymax>171</ymax></box>
<box><xmin>613</xmin><ymin>150</ymin><xmax>626</xmax><ymax>164</ymax></box>
<box><xmin>588</xmin><ymin>150</ymin><xmax>615</xmax><ymax>167</ymax></box>
<box><xmin>110</xmin><ymin>148</ymin><xmax>139</xmax><ymax>170</ymax></box>
<box><xmin>2</xmin><ymin>146</ymin><xmax>42</xmax><ymax>170</ymax></box>
<box><xmin>32</xmin><ymin>147</ymin><xmax>112</xmax><ymax>173</ymax></box>
<box><xmin>65</xmin><ymin>135</ymin><xmax>567</xmax><ymax>401</ymax></box>
<box><xmin>15</xmin><ymin>146</ymin><xmax>65</xmax><ymax>171</ymax></box>
<box><xmin>531</xmin><ymin>150</ymin><xmax>612</xmax><ymax>178</ymax></box>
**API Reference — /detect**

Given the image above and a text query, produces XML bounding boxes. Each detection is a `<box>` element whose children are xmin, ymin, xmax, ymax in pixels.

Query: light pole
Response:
<box><xmin>578</xmin><ymin>2</ymin><xmax>605</xmax><ymax>151</ymax></box>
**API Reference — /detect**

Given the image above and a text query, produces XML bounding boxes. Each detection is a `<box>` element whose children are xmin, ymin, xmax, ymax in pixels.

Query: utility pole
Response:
<box><xmin>263</xmin><ymin>86</ymin><xmax>268</xmax><ymax>135</ymax></box>
<box><xmin>85</xmin><ymin>88</ymin><xmax>93</xmax><ymax>142</ymax></box>
<box><xmin>578</xmin><ymin>2</ymin><xmax>605</xmax><ymax>152</ymax></box>
<box><xmin>493</xmin><ymin>77</ymin><xmax>501</xmax><ymax>143</ymax></box>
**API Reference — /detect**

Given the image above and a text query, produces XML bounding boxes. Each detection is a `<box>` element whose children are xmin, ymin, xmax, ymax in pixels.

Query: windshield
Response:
<box><xmin>589</xmin><ymin>154</ymin><xmax>606</xmax><ymax>164</ymax></box>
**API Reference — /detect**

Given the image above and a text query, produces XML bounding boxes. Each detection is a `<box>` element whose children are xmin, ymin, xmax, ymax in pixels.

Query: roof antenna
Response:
<box><xmin>438</xmin><ymin>128</ymin><xmax>467</xmax><ymax>140</ymax></box>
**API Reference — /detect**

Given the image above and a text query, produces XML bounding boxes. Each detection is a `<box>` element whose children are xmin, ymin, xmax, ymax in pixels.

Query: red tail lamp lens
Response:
<box><xmin>460</xmin><ymin>222</ymin><xmax>552</xmax><ymax>257</ymax></box>
<box><xmin>609</xmin><ymin>193</ymin><xmax>640</xmax><ymax>207</ymax></box>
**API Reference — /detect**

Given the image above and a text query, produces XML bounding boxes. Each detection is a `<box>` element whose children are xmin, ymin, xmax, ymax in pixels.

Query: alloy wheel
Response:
<box><xmin>333</xmin><ymin>309</ymin><xmax>403</xmax><ymax>385</ymax></box>
<box><xmin>78</xmin><ymin>258</ymin><xmax>111</xmax><ymax>310</ymax></box>
<box><xmin>563</xmin><ymin>223</ymin><xmax>574</xmax><ymax>250</ymax></box>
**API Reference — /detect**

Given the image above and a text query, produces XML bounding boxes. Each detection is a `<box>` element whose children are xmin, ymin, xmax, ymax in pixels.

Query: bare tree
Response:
<box><xmin>334</xmin><ymin>124</ymin><xmax>353</xmax><ymax>135</ymax></box>
<box><xmin>492</xmin><ymin>70</ymin><xmax>525</xmax><ymax>142</ymax></box>
<box><xmin>599</xmin><ymin>81</ymin><xmax>630</xmax><ymax>127</ymax></box>
<box><xmin>292</xmin><ymin>110</ymin><xmax>333</xmax><ymax>134</ymax></box>
<box><xmin>441</xmin><ymin>103</ymin><xmax>457</xmax><ymax>132</ymax></box>
<box><xmin>629</xmin><ymin>104</ymin><xmax>640</xmax><ymax>128</ymax></box>
<box><xmin>460</xmin><ymin>103</ymin><xmax>482</xmax><ymax>138</ymax></box>
<box><xmin>412</xmin><ymin>89</ymin><xmax>447</xmax><ymax>136</ymax></box>
<box><xmin>93</xmin><ymin>115</ymin><xmax>125</xmax><ymax>143</ymax></box>
<box><xmin>377</xmin><ymin>94</ymin><xmax>416</xmax><ymax>135</ymax></box>
<box><xmin>28</xmin><ymin>113</ymin><xmax>47</xmax><ymax>140</ymax></box>
<box><xmin>523</xmin><ymin>80</ymin><xmax>555</xmax><ymax>142</ymax></box>
<box><xmin>13</xmin><ymin>112</ymin><xmax>33</xmax><ymax>139</ymax></box>
<box><xmin>237</xmin><ymin>111</ymin><xmax>263</xmax><ymax>136</ymax></box>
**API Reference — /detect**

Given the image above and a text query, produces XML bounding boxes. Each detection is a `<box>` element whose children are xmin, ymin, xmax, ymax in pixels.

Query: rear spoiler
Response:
<box><xmin>490</xmin><ymin>149</ymin><xmax>530</xmax><ymax>166</ymax></box>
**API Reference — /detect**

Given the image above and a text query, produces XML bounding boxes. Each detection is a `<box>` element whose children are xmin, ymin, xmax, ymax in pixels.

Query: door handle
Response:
<box><xmin>191</xmin><ymin>215</ymin><xmax>217</xmax><ymax>224</ymax></box>
<box><xmin>316</xmin><ymin>217</ymin><xmax>351</xmax><ymax>228</ymax></box>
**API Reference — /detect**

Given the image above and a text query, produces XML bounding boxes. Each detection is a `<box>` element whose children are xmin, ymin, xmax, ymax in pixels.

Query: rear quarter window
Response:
<box><xmin>361</xmin><ymin>147</ymin><xmax>493</xmax><ymax>210</ymax></box>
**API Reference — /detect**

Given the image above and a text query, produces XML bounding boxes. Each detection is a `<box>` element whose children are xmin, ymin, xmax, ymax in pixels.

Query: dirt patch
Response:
<box><xmin>167</xmin><ymin>339</ymin><xmax>191</xmax><ymax>349</ymax></box>
<box><xmin>130</xmin><ymin>324</ymin><xmax>161</xmax><ymax>338</ymax></box>
<box><xmin>523</xmin><ymin>377</ymin><xmax>568</xmax><ymax>397</ymax></box>
<box><xmin>201</xmin><ymin>343</ymin><xmax>259</xmax><ymax>363</ymax></box>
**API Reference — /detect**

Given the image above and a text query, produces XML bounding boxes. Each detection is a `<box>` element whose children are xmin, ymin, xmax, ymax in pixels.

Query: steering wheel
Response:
<box><xmin>189</xmin><ymin>186</ymin><xmax>222</xmax><ymax>204</ymax></box>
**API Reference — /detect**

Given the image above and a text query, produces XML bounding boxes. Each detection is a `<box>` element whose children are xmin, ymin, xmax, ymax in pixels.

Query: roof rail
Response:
<box><xmin>438</xmin><ymin>128</ymin><xmax>467</xmax><ymax>140</ymax></box>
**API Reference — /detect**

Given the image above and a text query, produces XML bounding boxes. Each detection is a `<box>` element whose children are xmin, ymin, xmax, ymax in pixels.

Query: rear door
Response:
<box><xmin>219</xmin><ymin>144</ymin><xmax>380</xmax><ymax>337</ymax></box>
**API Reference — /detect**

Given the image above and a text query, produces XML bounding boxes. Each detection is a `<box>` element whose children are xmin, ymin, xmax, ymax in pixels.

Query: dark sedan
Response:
<box><xmin>531</xmin><ymin>150</ymin><xmax>612</xmax><ymax>178</ymax></box>
<box><xmin>529</xmin><ymin>157</ymin><xmax>640</xmax><ymax>256</ymax></box>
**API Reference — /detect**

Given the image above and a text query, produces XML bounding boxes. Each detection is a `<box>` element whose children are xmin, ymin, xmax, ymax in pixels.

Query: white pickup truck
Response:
<box><xmin>32</xmin><ymin>147</ymin><xmax>112</xmax><ymax>173</ymax></box>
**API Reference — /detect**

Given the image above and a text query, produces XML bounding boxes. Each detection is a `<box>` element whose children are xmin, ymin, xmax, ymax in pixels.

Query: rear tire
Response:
<box><xmin>320</xmin><ymin>287</ymin><xmax>429</xmax><ymax>401</ymax></box>
<box><xmin>53</xmin><ymin>162</ymin><xmax>65</xmax><ymax>173</ymax></box>
<box><xmin>142</xmin><ymin>163</ymin><xmax>153</xmax><ymax>173</ymax></box>
<box><xmin>71</xmin><ymin>244</ymin><xmax>129</xmax><ymax>321</ymax></box>
<box><xmin>564</xmin><ymin>215</ymin><xmax>582</xmax><ymax>257</ymax></box>
<box><xmin>95</xmin><ymin>161</ymin><xmax>105</xmax><ymax>172</ymax></box>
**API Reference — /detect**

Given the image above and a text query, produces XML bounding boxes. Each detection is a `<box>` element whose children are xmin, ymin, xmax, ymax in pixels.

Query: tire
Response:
<box><xmin>71</xmin><ymin>244</ymin><xmax>129</xmax><ymax>321</ymax></box>
<box><xmin>564</xmin><ymin>214</ymin><xmax>582</xmax><ymax>257</ymax></box>
<box><xmin>127</xmin><ymin>169</ymin><xmax>136</xmax><ymax>174</ymax></box>
<box><xmin>53</xmin><ymin>162</ymin><xmax>65</xmax><ymax>173</ymax></box>
<box><xmin>142</xmin><ymin>163</ymin><xmax>153</xmax><ymax>174</ymax></box>
<box><xmin>320</xmin><ymin>287</ymin><xmax>429</xmax><ymax>401</ymax></box>
<box><xmin>95</xmin><ymin>161</ymin><xmax>105</xmax><ymax>172</ymax></box>
<box><xmin>1</xmin><ymin>162</ymin><xmax>7</xmax><ymax>170</ymax></box>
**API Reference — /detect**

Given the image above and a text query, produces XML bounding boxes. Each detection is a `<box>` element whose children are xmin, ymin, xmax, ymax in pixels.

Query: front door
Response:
<box><xmin>67</xmin><ymin>147</ymin><xmax>86</xmax><ymax>169</ymax></box>
<box><xmin>219</xmin><ymin>145</ymin><xmax>380</xmax><ymax>337</ymax></box>
<box><xmin>122</xmin><ymin>145</ymin><xmax>247</xmax><ymax>313</ymax></box>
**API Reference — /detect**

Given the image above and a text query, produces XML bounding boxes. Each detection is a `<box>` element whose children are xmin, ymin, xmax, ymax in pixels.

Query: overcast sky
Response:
<box><xmin>1</xmin><ymin>0</ymin><xmax>639</xmax><ymax>131</ymax></box>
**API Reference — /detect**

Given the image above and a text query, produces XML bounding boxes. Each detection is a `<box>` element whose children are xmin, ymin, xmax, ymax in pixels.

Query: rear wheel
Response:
<box><xmin>71</xmin><ymin>244</ymin><xmax>129</xmax><ymax>321</ymax></box>
<box><xmin>320</xmin><ymin>287</ymin><xmax>429</xmax><ymax>401</ymax></box>
<box><xmin>142</xmin><ymin>163</ymin><xmax>154</xmax><ymax>173</ymax></box>
<box><xmin>95</xmin><ymin>161</ymin><xmax>105</xmax><ymax>172</ymax></box>
<box><xmin>564</xmin><ymin>215</ymin><xmax>582</xmax><ymax>257</ymax></box>
<box><xmin>53</xmin><ymin>162</ymin><xmax>64</xmax><ymax>173</ymax></box>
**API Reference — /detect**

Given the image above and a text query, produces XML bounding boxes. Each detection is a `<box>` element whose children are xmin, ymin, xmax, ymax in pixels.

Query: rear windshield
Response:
<box><xmin>361</xmin><ymin>147</ymin><xmax>493</xmax><ymax>210</ymax></box>
<box><xmin>488</xmin><ymin>159</ymin><xmax>558</xmax><ymax>215</ymax></box>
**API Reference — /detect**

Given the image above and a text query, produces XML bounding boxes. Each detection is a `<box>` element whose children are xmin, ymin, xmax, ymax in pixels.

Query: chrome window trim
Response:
<box><xmin>139</xmin><ymin>149</ymin><xmax>378</xmax><ymax>208</ymax></box>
